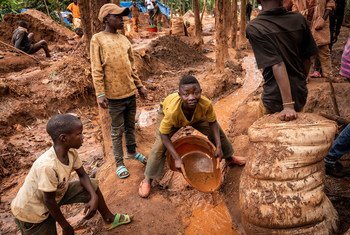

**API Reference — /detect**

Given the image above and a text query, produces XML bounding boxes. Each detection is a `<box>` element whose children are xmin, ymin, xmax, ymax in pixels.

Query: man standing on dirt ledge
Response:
<box><xmin>90</xmin><ymin>4</ymin><xmax>148</xmax><ymax>179</ymax></box>
<box><xmin>246</xmin><ymin>0</ymin><xmax>318</xmax><ymax>121</ymax></box>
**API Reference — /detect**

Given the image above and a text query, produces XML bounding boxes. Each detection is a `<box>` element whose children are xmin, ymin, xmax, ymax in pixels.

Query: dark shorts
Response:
<box><xmin>14</xmin><ymin>179</ymin><xmax>98</xmax><ymax>235</ymax></box>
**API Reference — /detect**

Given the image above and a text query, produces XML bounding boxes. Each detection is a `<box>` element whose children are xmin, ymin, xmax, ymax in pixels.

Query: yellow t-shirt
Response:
<box><xmin>159</xmin><ymin>93</ymin><xmax>217</xmax><ymax>134</ymax></box>
<box><xmin>11</xmin><ymin>147</ymin><xmax>82</xmax><ymax>223</ymax></box>
<box><xmin>67</xmin><ymin>3</ymin><xmax>81</xmax><ymax>19</ymax></box>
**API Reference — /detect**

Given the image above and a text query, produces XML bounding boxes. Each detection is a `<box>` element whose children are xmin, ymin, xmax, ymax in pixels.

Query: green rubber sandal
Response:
<box><xmin>116</xmin><ymin>165</ymin><xmax>130</xmax><ymax>179</ymax></box>
<box><xmin>107</xmin><ymin>213</ymin><xmax>132</xmax><ymax>230</ymax></box>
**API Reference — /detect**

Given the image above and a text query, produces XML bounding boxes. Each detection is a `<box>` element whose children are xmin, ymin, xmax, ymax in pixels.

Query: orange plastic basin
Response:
<box><xmin>166</xmin><ymin>135</ymin><xmax>222</xmax><ymax>193</ymax></box>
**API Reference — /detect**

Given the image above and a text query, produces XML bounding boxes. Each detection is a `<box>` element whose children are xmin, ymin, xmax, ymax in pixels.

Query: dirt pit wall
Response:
<box><xmin>0</xmin><ymin>9</ymin><xmax>75</xmax><ymax>44</ymax></box>
<box><xmin>0</xmin><ymin>55</ymin><xmax>94</xmax><ymax>138</ymax></box>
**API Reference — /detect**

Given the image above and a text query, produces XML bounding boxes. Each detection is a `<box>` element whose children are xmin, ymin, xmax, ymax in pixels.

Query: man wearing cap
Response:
<box><xmin>90</xmin><ymin>3</ymin><xmax>148</xmax><ymax>179</ymax></box>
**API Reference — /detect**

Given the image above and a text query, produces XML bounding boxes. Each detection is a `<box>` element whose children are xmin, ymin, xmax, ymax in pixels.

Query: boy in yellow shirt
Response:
<box><xmin>11</xmin><ymin>114</ymin><xmax>131</xmax><ymax>235</ymax></box>
<box><xmin>138</xmin><ymin>75</ymin><xmax>245</xmax><ymax>198</ymax></box>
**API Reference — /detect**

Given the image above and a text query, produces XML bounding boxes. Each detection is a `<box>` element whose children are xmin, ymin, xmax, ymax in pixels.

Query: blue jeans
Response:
<box><xmin>325</xmin><ymin>124</ymin><xmax>350</xmax><ymax>163</ymax></box>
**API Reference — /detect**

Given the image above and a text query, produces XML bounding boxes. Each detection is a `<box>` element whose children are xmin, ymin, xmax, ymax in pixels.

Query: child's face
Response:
<box><xmin>64</xmin><ymin>122</ymin><xmax>84</xmax><ymax>149</ymax></box>
<box><xmin>179</xmin><ymin>83</ymin><xmax>202</xmax><ymax>110</ymax></box>
<box><xmin>106</xmin><ymin>14</ymin><xmax>124</xmax><ymax>30</ymax></box>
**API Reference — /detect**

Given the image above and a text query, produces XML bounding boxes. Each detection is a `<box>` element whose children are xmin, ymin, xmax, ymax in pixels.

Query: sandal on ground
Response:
<box><xmin>138</xmin><ymin>180</ymin><xmax>151</xmax><ymax>198</ymax></box>
<box><xmin>225</xmin><ymin>156</ymin><xmax>246</xmax><ymax>167</ymax></box>
<box><xmin>116</xmin><ymin>165</ymin><xmax>130</xmax><ymax>179</ymax></box>
<box><xmin>134</xmin><ymin>152</ymin><xmax>147</xmax><ymax>165</ymax></box>
<box><xmin>107</xmin><ymin>213</ymin><xmax>132</xmax><ymax>230</ymax></box>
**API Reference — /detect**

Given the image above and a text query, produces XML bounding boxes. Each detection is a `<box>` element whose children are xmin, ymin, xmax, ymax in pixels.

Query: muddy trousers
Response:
<box><xmin>144</xmin><ymin>112</ymin><xmax>234</xmax><ymax>180</ymax></box>
<box><xmin>14</xmin><ymin>179</ymin><xmax>98</xmax><ymax>235</ymax></box>
<box><xmin>318</xmin><ymin>45</ymin><xmax>333</xmax><ymax>78</ymax></box>
<box><xmin>108</xmin><ymin>95</ymin><xmax>137</xmax><ymax>166</ymax></box>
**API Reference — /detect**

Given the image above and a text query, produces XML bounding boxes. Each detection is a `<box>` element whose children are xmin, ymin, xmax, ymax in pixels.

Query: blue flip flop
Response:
<box><xmin>134</xmin><ymin>152</ymin><xmax>147</xmax><ymax>165</ymax></box>
<box><xmin>116</xmin><ymin>165</ymin><xmax>129</xmax><ymax>179</ymax></box>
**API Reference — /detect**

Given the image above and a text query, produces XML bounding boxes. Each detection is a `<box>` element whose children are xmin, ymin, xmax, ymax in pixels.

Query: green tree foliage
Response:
<box><xmin>0</xmin><ymin>0</ymin><xmax>71</xmax><ymax>21</ymax></box>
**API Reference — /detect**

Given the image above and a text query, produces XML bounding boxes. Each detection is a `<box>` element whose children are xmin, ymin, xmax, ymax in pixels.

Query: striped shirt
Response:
<box><xmin>340</xmin><ymin>37</ymin><xmax>350</xmax><ymax>79</ymax></box>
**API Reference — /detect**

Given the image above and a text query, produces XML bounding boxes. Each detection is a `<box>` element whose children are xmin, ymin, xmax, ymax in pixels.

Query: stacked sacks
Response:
<box><xmin>240</xmin><ymin>113</ymin><xmax>338</xmax><ymax>235</ymax></box>
<box><xmin>171</xmin><ymin>17</ymin><xmax>185</xmax><ymax>36</ymax></box>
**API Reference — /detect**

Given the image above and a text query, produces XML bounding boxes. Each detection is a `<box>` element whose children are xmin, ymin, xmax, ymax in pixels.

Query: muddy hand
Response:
<box><xmin>278</xmin><ymin>107</ymin><xmax>297</xmax><ymax>121</ymax></box>
<box><xmin>83</xmin><ymin>197</ymin><xmax>98</xmax><ymax>220</ymax></box>
<box><xmin>174</xmin><ymin>157</ymin><xmax>183</xmax><ymax>171</ymax></box>
<box><xmin>97</xmin><ymin>96</ymin><xmax>108</xmax><ymax>109</ymax></box>
<box><xmin>138</xmin><ymin>86</ymin><xmax>148</xmax><ymax>99</ymax></box>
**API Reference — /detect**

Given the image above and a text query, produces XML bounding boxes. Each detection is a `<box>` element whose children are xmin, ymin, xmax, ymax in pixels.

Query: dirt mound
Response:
<box><xmin>0</xmin><ymin>141</ymin><xmax>29</xmax><ymax>180</ymax></box>
<box><xmin>0</xmin><ymin>55</ymin><xmax>94</xmax><ymax>137</ymax></box>
<box><xmin>0</xmin><ymin>9</ymin><xmax>75</xmax><ymax>44</ymax></box>
<box><xmin>0</xmin><ymin>49</ymin><xmax>38</xmax><ymax>74</ymax></box>
<box><xmin>147</xmin><ymin>36</ymin><xmax>208</xmax><ymax>69</ymax></box>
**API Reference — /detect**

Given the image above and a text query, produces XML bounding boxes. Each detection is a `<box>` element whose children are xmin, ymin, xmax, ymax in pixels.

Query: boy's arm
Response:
<box><xmin>272</xmin><ymin>62</ymin><xmax>297</xmax><ymax>121</ymax></box>
<box><xmin>43</xmin><ymin>192</ymin><xmax>74</xmax><ymax>235</ymax></box>
<box><xmin>90</xmin><ymin>36</ymin><xmax>108</xmax><ymax>108</ymax></box>
<box><xmin>160</xmin><ymin>133</ymin><xmax>183</xmax><ymax>171</ymax></box>
<box><xmin>75</xmin><ymin>167</ymin><xmax>98</xmax><ymax>220</ymax></box>
<box><xmin>209</xmin><ymin>121</ymin><xmax>223</xmax><ymax>160</ymax></box>
<box><xmin>127</xmin><ymin>47</ymin><xmax>147</xmax><ymax>99</ymax></box>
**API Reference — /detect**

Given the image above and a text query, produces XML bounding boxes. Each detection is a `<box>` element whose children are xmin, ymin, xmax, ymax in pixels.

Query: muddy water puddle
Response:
<box><xmin>186</xmin><ymin>201</ymin><xmax>238</xmax><ymax>235</ymax></box>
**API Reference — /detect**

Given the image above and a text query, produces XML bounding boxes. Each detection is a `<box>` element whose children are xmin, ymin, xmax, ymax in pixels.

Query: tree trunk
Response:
<box><xmin>240</xmin><ymin>0</ymin><xmax>247</xmax><ymax>42</ymax></box>
<box><xmin>200</xmin><ymin>0</ymin><xmax>207</xmax><ymax>24</ymax></box>
<box><xmin>224</xmin><ymin>0</ymin><xmax>232</xmax><ymax>52</ymax></box>
<box><xmin>78</xmin><ymin>0</ymin><xmax>114</xmax><ymax>163</ymax></box>
<box><xmin>78</xmin><ymin>0</ymin><xmax>108</xmax><ymax>49</ymax></box>
<box><xmin>193</xmin><ymin>0</ymin><xmax>202</xmax><ymax>43</ymax></box>
<box><xmin>231</xmin><ymin>0</ymin><xmax>238</xmax><ymax>48</ymax></box>
<box><xmin>215</xmin><ymin>0</ymin><xmax>228</xmax><ymax>72</ymax></box>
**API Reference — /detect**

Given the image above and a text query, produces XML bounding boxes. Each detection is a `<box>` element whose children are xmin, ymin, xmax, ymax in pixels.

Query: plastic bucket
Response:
<box><xmin>166</xmin><ymin>135</ymin><xmax>222</xmax><ymax>193</ymax></box>
<box><xmin>147</xmin><ymin>27</ymin><xmax>158</xmax><ymax>32</ymax></box>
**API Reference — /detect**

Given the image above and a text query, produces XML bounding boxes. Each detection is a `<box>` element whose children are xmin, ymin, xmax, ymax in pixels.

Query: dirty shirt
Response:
<box><xmin>340</xmin><ymin>36</ymin><xmax>350</xmax><ymax>79</ymax></box>
<box><xmin>67</xmin><ymin>2</ymin><xmax>81</xmax><ymax>19</ymax></box>
<box><xmin>11</xmin><ymin>147</ymin><xmax>82</xmax><ymax>223</ymax></box>
<box><xmin>11</xmin><ymin>27</ymin><xmax>31</xmax><ymax>53</ymax></box>
<box><xmin>246</xmin><ymin>7</ymin><xmax>318</xmax><ymax>113</ymax></box>
<box><xmin>90</xmin><ymin>31</ymin><xmax>143</xmax><ymax>99</ymax></box>
<box><xmin>159</xmin><ymin>93</ymin><xmax>217</xmax><ymax>135</ymax></box>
